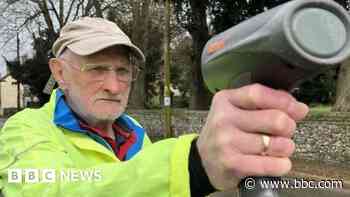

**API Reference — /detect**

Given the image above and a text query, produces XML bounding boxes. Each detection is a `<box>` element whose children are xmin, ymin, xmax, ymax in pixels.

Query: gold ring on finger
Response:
<box><xmin>261</xmin><ymin>134</ymin><xmax>270</xmax><ymax>155</ymax></box>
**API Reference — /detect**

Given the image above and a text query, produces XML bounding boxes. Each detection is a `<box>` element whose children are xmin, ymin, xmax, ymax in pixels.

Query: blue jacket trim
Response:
<box><xmin>54</xmin><ymin>89</ymin><xmax>86</xmax><ymax>133</ymax></box>
<box><xmin>117</xmin><ymin>115</ymin><xmax>145</xmax><ymax>160</ymax></box>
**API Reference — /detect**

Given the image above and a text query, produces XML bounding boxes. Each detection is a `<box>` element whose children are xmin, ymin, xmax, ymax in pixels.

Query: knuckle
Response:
<box><xmin>213</xmin><ymin>90</ymin><xmax>227</xmax><ymax>103</ymax></box>
<box><xmin>274</xmin><ymin>138</ymin><xmax>295</xmax><ymax>156</ymax></box>
<box><xmin>217</xmin><ymin>130</ymin><xmax>233</xmax><ymax>148</ymax></box>
<box><xmin>251</xmin><ymin>83</ymin><xmax>264</xmax><ymax>90</ymax></box>
<box><xmin>219</xmin><ymin>141</ymin><xmax>240</xmax><ymax>170</ymax></box>
<box><xmin>222</xmin><ymin>154</ymin><xmax>238</xmax><ymax>172</ymax></box>
<box><xmin>247</xmin><ymin>84</ymin><xmax>264</xmax><ymax>105</ymax></box>
<box><xmin>280</xmin><ymin>96</ymin><xmax>294</xmax><ymax>111</ymax></box>
<box><xmin>213</xmin><ymin>113</ymin><xmax>229</xmax><ymax>129</ymax></box>
<box><xmin>289</xmin><ymin>120</ymin><xmax>297</xmax><ymax>134</ymax></box>
<box><xmin>273</xmin><ymin>112</ymin><xmax>293</xmax><ymax>135</ymax></box>
<box><xmin>282</xmin><ymin>159</ymin><xmax>292</xmax><ymax>173</ymax></box>
<box><xmin>222</xmin><ymin>161</ymin><xmax>233</xmax><ymax>173</ymax></box>
<box><xmin>288</xmin><ymin>140</ymin><xmax>296</xmax><ymax>155</ymax></box>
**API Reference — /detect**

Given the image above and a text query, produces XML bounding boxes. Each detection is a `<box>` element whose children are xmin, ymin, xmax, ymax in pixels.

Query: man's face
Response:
<box><xmin>60</xmin><ymin>47</ymin><xmax>133</xmax><ymax>123</ymax></box>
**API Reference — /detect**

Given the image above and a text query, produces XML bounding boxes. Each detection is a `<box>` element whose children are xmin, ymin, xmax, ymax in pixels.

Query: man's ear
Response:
<box><xmin>49</xmin><ymin>58</ymin><xmax>66</xmax><ymax>89</ymax></box>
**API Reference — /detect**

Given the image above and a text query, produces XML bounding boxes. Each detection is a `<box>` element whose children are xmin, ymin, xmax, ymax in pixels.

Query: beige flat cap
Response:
<box><xmin>43</xmin><ymin>17</ymin><xmax>145</xmax><ymax>95</ymax></box>
<box><xmin>52</xmin><ymin>17</ymin><xmax>145</xmax><ymax>61</ymax></box>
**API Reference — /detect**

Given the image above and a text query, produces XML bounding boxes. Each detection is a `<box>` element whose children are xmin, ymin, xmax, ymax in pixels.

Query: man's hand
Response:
<box><xmin>197</xmin><ymin>84</ymin><xmax>309</xmax><ymax>190</ymax></box>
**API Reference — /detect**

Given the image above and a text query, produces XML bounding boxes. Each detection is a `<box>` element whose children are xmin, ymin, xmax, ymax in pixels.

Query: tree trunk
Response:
<box><xmin>188</xmin><ymin>0</ymin><xmax>212</xmax><ymax>110</ymax></box>
<box><xmin>333</xmin><ymin>60</ymin><xmax>350</xmax><ymax>111</ymax></box>
<box><xmin>128</xmin><ymin>0</ymin><xmax>151</xmax><ymax>109</ymax></box>
<box><xmin>333</xmin><ymin>0</ymin><xmax>350</xmax><ymax>112</ymax></box>
<box><xmin>93</xmin><ymin>0</ymin><xmax>103</xmax><ymax>17</ymax></box>
<box><xmin>84</xmin><ymin>0</ymin><xmax>94</xmax><ymax>16</ymax></box>
<box><xmin>59</xmin><ymin>0</ymin><xmax>64</xmax><ymax>26</ymax></box>
<box><xmin>37</xmin><ymin>0</ymin><xmax>55</xmax><ymax>36</ymax></box>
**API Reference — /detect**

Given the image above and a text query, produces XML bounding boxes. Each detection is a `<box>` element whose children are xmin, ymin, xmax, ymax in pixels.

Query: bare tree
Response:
<box><xmin>126</xmin><ymin>0</ymin><xmax>152</xmax><ymax>109</ymax></box>
<box><xmin>0</xmin><ymin>0</ymin><xmax>111</xmax><ymax>51</ymax></box>
<box><xmin>174</xmin><ymin>0</ymin><xmax>212</xmax><ymax>110</ymax></box>
<box><xmin>0</xmin><ymin>0</ymin><xmax>109</xmax><ymax>104</ymax></box>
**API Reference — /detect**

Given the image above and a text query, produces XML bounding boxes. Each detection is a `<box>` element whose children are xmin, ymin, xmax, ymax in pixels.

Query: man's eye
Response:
<box><xmin>86</xmin><ymin>66</ymin><xmax>110</xmax><ymax>74</ymax></box>
<box><xmin>92</xmin><ymin>67</ymin><xmax>109</xmax><ymax>71</ymax></box>
<box><xmin>116</xmin><ymin>68</ymin><xmax>130</xmax><ymax>75</ymax></box>
<box><xmin>83</xmin><ymin>64</ymin><xmax>109</xmax><ymax>71</ymax></box>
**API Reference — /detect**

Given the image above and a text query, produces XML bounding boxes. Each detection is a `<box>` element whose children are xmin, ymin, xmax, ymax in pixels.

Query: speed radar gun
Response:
<box><xmin>201</xmin><ymin>0</ymin><xmax>350</xmax><ymax>197</ymax></box>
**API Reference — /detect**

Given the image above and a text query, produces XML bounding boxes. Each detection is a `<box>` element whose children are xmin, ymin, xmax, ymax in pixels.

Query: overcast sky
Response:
<box><xmin>0</xmin><ymin>1</ymin><xmax>39</xmax><ymax>78</ymax></box>
<box><xmin>0</xmin><ymin>33</ymin><xmax>34</xmax><ymax>78</ymax></box>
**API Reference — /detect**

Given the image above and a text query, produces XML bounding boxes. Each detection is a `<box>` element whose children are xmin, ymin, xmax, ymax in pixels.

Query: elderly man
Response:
<box><xmin>0</xmin><ymin>17</ymin><xmax>308</xmax><ymax>197</ymax></box>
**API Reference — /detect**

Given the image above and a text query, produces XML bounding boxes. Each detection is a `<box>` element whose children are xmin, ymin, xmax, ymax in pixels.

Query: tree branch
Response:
<box><xmin>47</xmin><ymin>0</ymin><xmax>60</xmax><ymax>25</ymax></box>
<box><xmin>93</xmin><ymin>0</ymin><xmax>103</xmax><ymax>17</ymax></box>
<box><xmin>73</xmin><ymin>0</ymin><xmax>83</xmax><ymax>21</ymax></box>
<box><xmin>17</xmin><ymin>11</ymin><xmax>42</xmax><ymax>31</ymax></box>
<box><xmin>64</xmin><ymin>0</ymin><xmax>77</xmax><ymax>24</ymax></box>
<box><xmin>35</xmin><ymin>0</ymin><xmax>55</xmax><ymax>34</ymax></box>
<box><xmin>84</xmin><ymin>0</ymin><xmax>94</xmax><ymax>16</ymax></box>
<box><xmin>59</xmin><ymin>0</ymin><xmax>64</xmax><ymax>26</ymax></box>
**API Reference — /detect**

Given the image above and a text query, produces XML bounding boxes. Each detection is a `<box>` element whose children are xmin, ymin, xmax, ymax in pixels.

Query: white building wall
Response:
<box><xmin>1</xmin><ymin>75</ymin><xmax>24</xmax><ymax>112</ymax></box>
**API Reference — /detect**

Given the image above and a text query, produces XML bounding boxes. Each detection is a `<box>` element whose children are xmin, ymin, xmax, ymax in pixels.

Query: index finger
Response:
<box><xmin>220</xmin><ymin>83</ymin><xmax>309</xmax><ymax>121</ymax></box>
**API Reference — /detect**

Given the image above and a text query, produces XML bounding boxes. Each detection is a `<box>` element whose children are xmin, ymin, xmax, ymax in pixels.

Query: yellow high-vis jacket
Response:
<box><xmin>0</xmin><ymin>89</ymin><xmax>197</xmax><ymax>197</ymax></box>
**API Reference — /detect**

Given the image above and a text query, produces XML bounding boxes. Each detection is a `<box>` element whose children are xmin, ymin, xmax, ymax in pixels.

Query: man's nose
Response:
<box><xmin>102</xmin><ymin>71</ymin><xmax>128</xmax><ymax>94</ymax></box>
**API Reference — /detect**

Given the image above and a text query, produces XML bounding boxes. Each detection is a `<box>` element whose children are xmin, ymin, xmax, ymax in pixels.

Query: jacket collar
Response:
<box><xmin>53</xmin><ymin>89</ymin><xmax>86</xmax><ymax>133</ymax></box>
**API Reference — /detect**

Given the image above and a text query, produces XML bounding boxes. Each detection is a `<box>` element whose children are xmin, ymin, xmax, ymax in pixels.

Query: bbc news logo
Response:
<box><xmin>8</xmin><ymin>168</ymin><xmax>102</xmax><ymax>183</ymax></box>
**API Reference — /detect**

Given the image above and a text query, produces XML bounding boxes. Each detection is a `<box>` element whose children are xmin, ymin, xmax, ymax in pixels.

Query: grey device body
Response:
<box><xmin>201</xmin><ymin>0</ymin><xmax>350</xmax><ymax>197</ymax></box>
<box><xmin>201</xmin><ymin>0</ymin><xmax>350</xmax><ymax>92</ymax></box>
